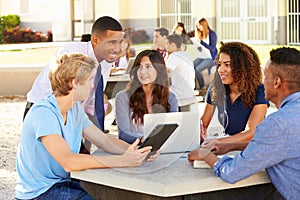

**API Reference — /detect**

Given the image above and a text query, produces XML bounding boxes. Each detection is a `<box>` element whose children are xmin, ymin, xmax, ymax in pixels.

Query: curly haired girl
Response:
<box><xmin>201</xmin><ymin>42</ymin><xmax>269</xmax><ymax>150</ymax></box>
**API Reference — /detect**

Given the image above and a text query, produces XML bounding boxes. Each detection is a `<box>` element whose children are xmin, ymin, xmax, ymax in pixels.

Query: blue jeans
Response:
<box><xmin>193</xmin><ymin>58</ymin><xmax>215</xmax><ymax>88</ymax></box>
<box><xmin>16</xmin><ymin>181</ymin><xmax>94</xmax><ymax>200</ymax></box>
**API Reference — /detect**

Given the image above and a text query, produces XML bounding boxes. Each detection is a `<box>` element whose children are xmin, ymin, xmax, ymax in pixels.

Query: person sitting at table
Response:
<box><xmin>188</xmin><ymin>47</ymin><xmax>300</xmax><ymax>200</ymax></box>
<box><xmin>172</xmin><ymin>22</ymin><xmax>189</xmax><ymax>51</ymax></box>
<box><xmin>15</xmin><ymin>54</ymin><xmax>158</xmax><ymax>200</ymax></box>
<box><xmin>193</xmin><ymin>18</ymin><xmax>218</xmax><ymax>89</ymax></box>
<box><xmin>110</xmin><ymin>33</ymin><xmax>136</xmax><ymax>75</ymax></box>
<box><xmin>115</xmin><ymin>50</ymin><xmax>178</xmax><ymax>144</ymax></box>
<box><xmin>165</xmin><ymin>34</ymin><xmax>195</xmax><ymax>100</ymax></box>
<box><xmin>201</xmin><ymin>42</ymin><xmax>269</xmax><ymax>149</ymax></box>
<box><xmin>80</xmin><ymin>33</ymin><xmax>91</xmax><ymax>42</ymax></box>
<box><xmin>152</xmin><ymin>27</ymin><xmax>169</xmax><ymax>59</ymax></box>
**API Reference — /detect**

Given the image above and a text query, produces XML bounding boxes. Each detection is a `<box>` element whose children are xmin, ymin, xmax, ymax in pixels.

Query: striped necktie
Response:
<box><xmin>94</xmin><ymin>64</ymin><xmax>104</xmax><ymax>131</ymax></box>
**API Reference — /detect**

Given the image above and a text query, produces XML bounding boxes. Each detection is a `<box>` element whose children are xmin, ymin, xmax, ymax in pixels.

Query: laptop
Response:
<box><xmin>110</xmin><ymin>57</ymin><xmax>135</xmax><ymax>76</ymax></box>
<box><xmin>125</xmin><ymin>57</ymin><xmax>135</xmax><ymax>74</ymax></box>
<box><xmin>143</xmin><ymin>111</ymin><xmax>201</xmax><ymax>154</ymax></box>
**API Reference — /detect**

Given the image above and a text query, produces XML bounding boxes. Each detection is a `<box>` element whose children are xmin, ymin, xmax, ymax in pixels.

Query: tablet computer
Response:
<box><xmin>139</xmin><ymin>123</ymin><xmax>179</xmax><ymax>155</ymax></box>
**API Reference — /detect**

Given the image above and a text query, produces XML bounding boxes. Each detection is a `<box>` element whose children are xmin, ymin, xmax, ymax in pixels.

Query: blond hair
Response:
<box><xmin>49</xmin><ymin>53</ymin><xmax>96</xmax><ymax>96</ymax></box>
<box><xmin>195</xmin><ymin>18</ymin><xmax>211</xmax><ymax>40</ymax></box>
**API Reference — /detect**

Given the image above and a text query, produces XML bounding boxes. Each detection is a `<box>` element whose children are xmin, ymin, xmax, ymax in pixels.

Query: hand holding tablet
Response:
<box><xmin>138</xmin><ymin>123</ymin><xmax>179</xmax><ymax>156</ymax></box>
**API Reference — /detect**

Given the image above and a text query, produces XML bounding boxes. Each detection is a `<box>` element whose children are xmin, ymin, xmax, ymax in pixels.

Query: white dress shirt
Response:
<box><xmin>27</xmin><ymin>41</ymin><xmax>112</xmax><ymax>115</ymax></box>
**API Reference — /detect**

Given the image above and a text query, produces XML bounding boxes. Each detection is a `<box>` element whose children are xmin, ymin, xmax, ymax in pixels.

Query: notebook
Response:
<box><xmin>143</xmin><ymin>111</ymin><xmax>201</xmax><ymax>154</ymax></box>
<box><xmin>193</xmin><ymin>154</ymin><xmax>235</xmax><ymax>168</ymax></box>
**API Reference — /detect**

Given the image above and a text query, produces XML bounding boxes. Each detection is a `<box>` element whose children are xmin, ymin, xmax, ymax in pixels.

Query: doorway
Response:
<box><xmin>71</xmin><ymin>0</ymin><xmax>95</xmax><ymax>40</ymax></box>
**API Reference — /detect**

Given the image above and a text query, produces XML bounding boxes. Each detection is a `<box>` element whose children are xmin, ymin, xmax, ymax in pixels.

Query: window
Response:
<box><xmin>160</xmin><ymin>0</ymin><xmax>192</xmax><ymax>33</ymax></box>
<box><xmin>216</xmin><ymin>0</ymin><xmax>272</xmax><ymax>44</ymax></box>
<box><xmin>287</xmin><ymin>0</ymin><xmax>300</xmax><ymax>45</ymax></box>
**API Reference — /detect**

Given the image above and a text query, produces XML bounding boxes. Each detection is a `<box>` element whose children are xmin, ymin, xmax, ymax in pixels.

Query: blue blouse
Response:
<box><xmin>200</xmin><ymin>30</ymin><xmax>218</xmax><ymax>60</ymax></box>
<box><xmin>206</xmin><ymin>84</ymin><xmax>269</xmax><ymax>135</ymax></box>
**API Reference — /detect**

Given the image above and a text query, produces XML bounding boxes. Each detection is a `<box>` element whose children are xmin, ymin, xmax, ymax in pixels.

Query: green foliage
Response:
<box><xmin>0</xmin><ymin>14</ymin><xmax>21</xmax><ymax>43</ymax></box>
<box><xmin>0</xmin><ymin>17</ymin><xmax>4</xmax><ymax>43</ymax></box>
<box><xmin>0</xmin><ymin>14</ymin><xmax>52</xmax><ymax>44</ymax></box>
<box><xmin>2</xmin><ymin>14</ymin><xmax>20</xmax><ymax>31</ymax></box>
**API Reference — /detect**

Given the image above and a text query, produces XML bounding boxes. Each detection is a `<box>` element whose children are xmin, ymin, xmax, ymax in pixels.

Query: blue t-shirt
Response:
<box><xmin>15</xmin><ymin>95</ymin><xmax>92</xmax><ymax>199</ymax></box>
<box><xmin>206</xmin><ymin>84</ymin><xmax>269</xmax><ymax>135</ymax></box>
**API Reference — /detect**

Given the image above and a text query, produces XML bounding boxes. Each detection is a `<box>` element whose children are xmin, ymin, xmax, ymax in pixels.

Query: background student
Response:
<box><xmin>152</xmin><ymin>27</ymin><xmax>169</xmax><ymax>59</ymax></box>
<box><xmin>172</xmin><ymin>22</ymin><xmax>189</xmax><ymax>50</ymax></box>
<box><xmin>110</xmin><ymin>33</ymin><xmax>136</xmax><ymax>74</ymax></box>
<box><xmin>188</xmin><ymin>47</ymin><xmax>300</xmax><ymax>200</ymax></box>
<box><xmin>193</xmin><ymin>18</ymin><xmax>218</xmax><ymax>89</ymax></box>
<box><xmin>115</xmin><ymin>50</ymin><xmax>178</xmax><ymax>144</ymax></box>
<box><xmin>165</xmin><ymin>34</ymin><xmax>195</xmax><ymax>100</ymax></box>
<box><xmin>15</xmin><ymin>54</ymin><xmax>157</xmax><ymax>200</ymax></box>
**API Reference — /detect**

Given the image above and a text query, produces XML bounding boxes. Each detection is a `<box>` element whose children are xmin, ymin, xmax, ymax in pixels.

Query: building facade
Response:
<box><xmin>0</xmin><ymin>0</ymin><xmax>299</xmax><ymax>45</ymax></box>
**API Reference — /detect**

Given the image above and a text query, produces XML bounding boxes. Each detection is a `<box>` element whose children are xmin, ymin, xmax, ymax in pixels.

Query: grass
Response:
<box><xmin>1</xmin><ymin>43</ymin><xmax>300</xmax><ymax>67</ymax></box>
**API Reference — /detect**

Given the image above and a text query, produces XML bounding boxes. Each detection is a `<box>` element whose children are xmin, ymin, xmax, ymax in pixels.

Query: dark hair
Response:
<box><xmin>127</xmin><ymin>50</ymin><xmax>170</xmax><ymax>124</ymax></box>
<box><xmin>212</xmin><ymin>42</ymin><xmax>262</xmax><ymax>107</ymax></box>
<box><xmin>167</xmin><ymin>34</ymin><xmax>183</xmax><ymax>48</ymax></box>
<box><xmin>91</xmin><ymin>16</ymin><xmax>122</xmax><ymax>35</ymax></box>
<box><xmin>173</xmin><ymin>22</ymin><xmax>187</xmax><ymax>35</ymax></box>
<box><xmin>155</xmin><ymin>27</ymin><xmax>169</xmax><ymax>37</ymax></box>
<box><xmin>269</xmin><ymin>47</ymin><xmax>300</xmax><ymax>91</ymax></box>
<box><xmin>81</xmin><ymin>34</ymin><xmax>91</xmax><ymax>42</ymax></box>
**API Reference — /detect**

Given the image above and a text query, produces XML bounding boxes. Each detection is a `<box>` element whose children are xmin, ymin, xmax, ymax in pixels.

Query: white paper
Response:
<box><xmin>190</xmin><ymin>37</ymin><xmax>212</xmax><ymax>59</ymax></box>
<box><xmin>193</xmin><ymin>154</ymin><xmax>236</xmax><ymax>168</ymax></box>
